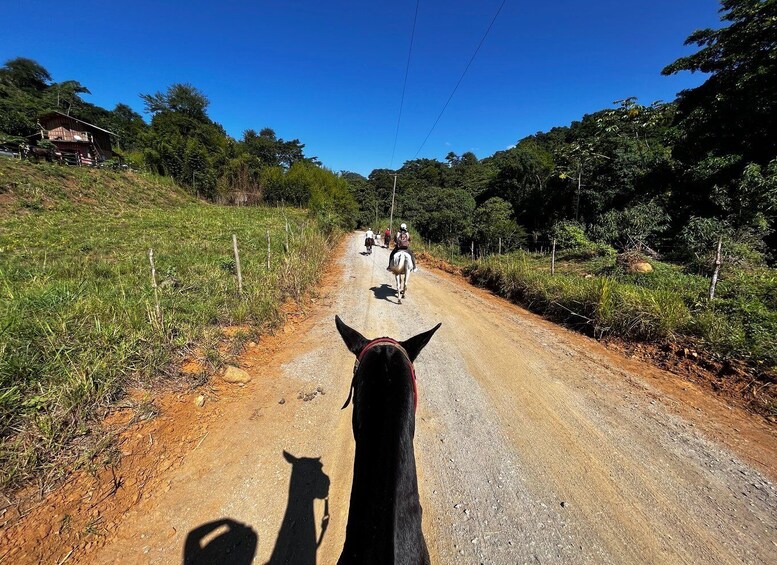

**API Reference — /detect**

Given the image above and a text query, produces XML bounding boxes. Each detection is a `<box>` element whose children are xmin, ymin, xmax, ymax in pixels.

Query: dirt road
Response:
<box><xmin>93</xmin><ymin>233</ymin><xmax>776</xmax><ymax>564</ymax></box>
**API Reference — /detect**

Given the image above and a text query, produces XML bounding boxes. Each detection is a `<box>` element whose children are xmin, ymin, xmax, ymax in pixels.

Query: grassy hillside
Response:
<box><xmin>0</xmin><ymin>160</ymin><xmax>328</xmax><ymax>490</ymax></box>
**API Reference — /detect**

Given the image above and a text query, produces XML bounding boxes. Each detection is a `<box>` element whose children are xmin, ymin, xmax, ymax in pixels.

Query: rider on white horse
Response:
<box><xmin>387</xmin><ymin>223</ymin><xmax>417</xmax><ymax>271</ymax></box>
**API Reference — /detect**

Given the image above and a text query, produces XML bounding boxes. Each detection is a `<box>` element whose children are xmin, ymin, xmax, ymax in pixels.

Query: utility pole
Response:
<box><xmin>389</xmin><ymin>173</ymin><xmax>398</xmax><ymax>235</ymax></box>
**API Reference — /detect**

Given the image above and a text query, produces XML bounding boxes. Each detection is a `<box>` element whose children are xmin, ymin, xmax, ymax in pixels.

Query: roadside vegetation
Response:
<box><xmin>464</xmin><ymin>249</ymin><xmax>777</xmax><ymax>369</ymax></box>
<box><xmin>0</xmin><ymin>159</ymin><xmax>334</xmax><ymax>490</ymax></box>
<box><xmin>417</xmin><ymin>233</ymin><xmax>777</xmax><ymax>415</ymax></box>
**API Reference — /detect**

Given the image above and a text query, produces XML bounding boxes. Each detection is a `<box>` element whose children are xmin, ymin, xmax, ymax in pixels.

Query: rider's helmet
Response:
<box><xmin>400</xmin><ymin>223</ymin><xmax>407</xmax><ymax>231</ymax></box>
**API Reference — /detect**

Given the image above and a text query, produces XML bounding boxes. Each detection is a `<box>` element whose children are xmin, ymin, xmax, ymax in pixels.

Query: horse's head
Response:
<box><xmin>335</xmin><ymin>316</ymin><xmax>440</xmax><ymax>430</ymax></box>
<box><xmin>335</xmin><ymin>317</ymin><xmax>437</xmax><ymax>562</ymax></box>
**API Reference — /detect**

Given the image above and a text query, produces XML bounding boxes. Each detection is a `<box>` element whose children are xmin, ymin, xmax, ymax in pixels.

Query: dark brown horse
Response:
<box><xmin>335</xmin><ymin>316</ymin><xmax>440</xmax><ymax>565</ymax></box>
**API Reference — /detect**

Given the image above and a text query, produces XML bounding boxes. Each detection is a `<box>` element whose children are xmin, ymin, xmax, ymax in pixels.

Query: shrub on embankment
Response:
<box><xmin>0</xmin><ymin>160</ymin><xmax>331</xmax><ymax>490</ymax></box>
<box><xmin>462</xmin><ymin>251</ymin><xmax>777</xmax><ymax>377</ymax></box>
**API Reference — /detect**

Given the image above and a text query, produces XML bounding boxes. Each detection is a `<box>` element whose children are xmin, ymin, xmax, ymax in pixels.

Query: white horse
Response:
<box><xmin>389</xmin><ymin>250</ymin><xmax>413</xmax><ymax>303</ymax></box>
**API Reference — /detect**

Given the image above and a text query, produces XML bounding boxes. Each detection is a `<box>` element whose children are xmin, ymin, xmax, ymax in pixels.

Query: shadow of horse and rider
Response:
<box><xmin>182</xmin><ymin>451</ymin><xmax>330</xmax><ymax>565</ymax></box>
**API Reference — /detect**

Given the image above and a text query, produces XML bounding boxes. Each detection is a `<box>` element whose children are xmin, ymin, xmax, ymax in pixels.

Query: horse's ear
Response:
<box><xmin>283</xmin><ymin>450</ymin><xmax>297</xmax><ymax>463</ymax></box>
<box><xmin>335</xmin><ymin>315</ymin><xmax>368</xmax><ymax>356</ymax></box>
<box><xmin>401</xmin><ymin>323</ymin><xmax>441</xmax><ymax>362</ymax></box>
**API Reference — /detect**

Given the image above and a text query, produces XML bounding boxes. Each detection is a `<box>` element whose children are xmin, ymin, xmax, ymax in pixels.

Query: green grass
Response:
<box><xmin>417</xmin><ymin>240</ymin><xmax>476</xmax><ymax>268</ymax></box>
<box><xmin>0</xmin><ymin>160</ymin><xmax>329</xmax><ymax>490</ymax></box>
<box><xmin>458</xmin><ymin>249</ymin><xmax>777</xmax><ymax>377</ymax></box>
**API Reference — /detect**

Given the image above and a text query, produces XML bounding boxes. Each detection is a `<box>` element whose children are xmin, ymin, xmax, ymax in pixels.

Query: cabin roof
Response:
<box><xmin>38</xmin><ymin>111</ymin><xmax>117</xmax><ymax>136</ymax></box>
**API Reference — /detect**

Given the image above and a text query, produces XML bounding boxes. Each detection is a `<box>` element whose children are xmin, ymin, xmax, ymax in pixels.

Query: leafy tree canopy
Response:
<box><xmin>0</xmin><ymin>57</ymin><xmax>51</xmax><ymax>91</ymax></box>
<box><xmin>662</xmin><ymin>0</ymin><xmax>777</xmax><ymax>165</ymax></box>
<box><xmin>141</xmin><ymin>83</ymin><xmax>210</xmax><ymax>121</ymax></box>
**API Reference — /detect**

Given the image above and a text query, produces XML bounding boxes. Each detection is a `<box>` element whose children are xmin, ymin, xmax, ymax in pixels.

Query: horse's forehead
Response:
<box><xmin>358</xmin><ymin>343</ymin><xmax>405</xmax><ymax>368</ymax></box>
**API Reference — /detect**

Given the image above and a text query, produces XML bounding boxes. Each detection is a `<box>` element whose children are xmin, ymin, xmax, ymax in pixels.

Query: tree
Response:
<box><xmin>341</xmin><ymin>172</ymin><xmax>377</xmax><ymax>227</ymax></box>
<box><xmin>0</xmin><ymin>58</ymin><xmax>52</xmax><ymax>136</ymax></box>
<box><xmin>400</xmin><ymin>158</ymin><xmax>451</xmax><ymax>188</ymax></box>
<box><xmin>404</xmin><ymin>186</ymin><xmax>475</xmax><ymax>244</ymax></box>
<box><xmin>139</xmin><ymin>83</ymin><xmax>230</xmax><ymax>195</ymax></box>
<box><xmin>48</xmin><ymin>80</ymin><xmax>91</xmax><ymax>116</ymax></box>
<box><xmin>243</xmin><ymin>128</ymin><xmax>279</xmax><ymax>167</ymax></box>
<box><xmin>557</xmin><ymin>139</ymin><xmax>610</xmax><ymax>222</ymax></box>
<box><xmin>662</xmin><ymin>0</ymin><xmax>777</xmax><ymax>166</ymax></box>
<box><xmin>473</xmin><ymin>197</ymin><xmax>526</xmax><ymax>253</ymax></box>
<box><xmin>0</xmin><ymin>57</ymin><xmax>51</xmax><ymax>91</ymax></box>
<box><xmin>448</xmin><ymin>151</ymin><xmax>492</xmax><ymax>197</ymax></box>
<box><xmin>242</xmin><ymin>127</ymin><xmax>311</xmax><ymax>169</ymax></box>
<box><xmin>662</xmin><ymin>0</ymin><xmax>777</xmax><ymax>254</ymax></box>
<box><xmin>487</xmin><ymin>141</ymin><xmax>554</xmax><ymax>230</ymax></box>
<box><xmin>106</xmin><ymin>103</ymin><xmax>148</xmax><ymax>151</ymax></box>
<box><xmin>141</xmin><ymin>83</ymin><xmax>210</xmax><ymax>121</ymax></box>
<box><xmin>590</xmin><ymin>200</ymin><xmax>670</xmax><ymax>251</ymax></box>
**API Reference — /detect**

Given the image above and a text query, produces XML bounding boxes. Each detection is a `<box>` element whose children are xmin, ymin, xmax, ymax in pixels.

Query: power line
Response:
<box><xmin>389</xmin><ymin>0</ymin><xmax>421</xmax><ymax>170</ymax></box>
<box><xmin>413</xmin><ymin>0</ymin><xmax>507</xmax><ymax>159</ymax></box>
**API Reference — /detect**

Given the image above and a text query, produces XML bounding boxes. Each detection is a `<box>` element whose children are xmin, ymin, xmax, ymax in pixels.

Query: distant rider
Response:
<box><xmin>387</xmin><ymin>223</ymin><xmax>417</xmax><ymax>271</ymax></box>
<box><xmin>383</xmin><ymin>227</ymin><xmax>391</xmax><ymax>248</ymax></box>
<box><xmin>364</xmin><ymin>227</ymin><xmax>374</xmax><ymax>249</ymax></box>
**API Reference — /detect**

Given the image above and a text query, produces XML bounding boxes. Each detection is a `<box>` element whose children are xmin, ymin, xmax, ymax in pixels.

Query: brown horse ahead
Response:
<box><xmin>335</xmin><ymin>316</ymin><xmax>440</xmax><ymax>565</ymax></box>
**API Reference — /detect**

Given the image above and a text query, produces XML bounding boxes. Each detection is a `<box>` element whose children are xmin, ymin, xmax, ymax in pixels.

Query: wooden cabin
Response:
<box><xmin>37</xmin><ymin>111</ymin><xmax>116</xmax><ymax>166</ymax></box>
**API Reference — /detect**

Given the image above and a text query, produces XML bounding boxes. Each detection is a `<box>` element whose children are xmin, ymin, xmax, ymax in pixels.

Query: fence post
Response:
<box><xmin>470</xmin><ymin>241</ymin><xmax>475</xmax><ymax>260</ymax></box>
<box><xmin>284</xmin><ymin>219</ymin><xmax>290</xmax><ymax>253</ymax></box>
<box><xmin>551</xmin><ymin>239</ymin><xmax>556</xmax><ymax>276</ymax></box>
<box><xmin>498</xmin><ymin>237</ymin><xmax>502</xmax><ymax>255</ymax></box>
<box><xmin>232</xmin><ymin>234</ymin><xmax>243</xmax><ymax>295</ymax></box>
<box><xmin>267</xmin><ymin>229</ymin><xmax>271</xmax><ymax>270</ymax></box>
<box><xmin>148</xmin><ymin>248</ymin><xmax>162</xmax><ymax>327</ymax></box>
<box><xmin>708</xmin><ymin>236</ymin><xmax>723</xmax><ymax>300</ymax></box>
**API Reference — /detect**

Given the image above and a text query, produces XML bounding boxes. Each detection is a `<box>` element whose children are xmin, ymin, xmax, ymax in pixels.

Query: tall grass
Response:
<box><xmin>0</xmin><ymin>160</ymin><xmax>330</xmax><ymax>490</ymax></box>
<box><xmin>466</xmin><ymin>255</ymin><xmax>691</xmax><ymax>341</ymax></box>
<box><xmin>462</xmin><ymin>250</ymin><xmax>777</xmax><ymax>374</ymax></box>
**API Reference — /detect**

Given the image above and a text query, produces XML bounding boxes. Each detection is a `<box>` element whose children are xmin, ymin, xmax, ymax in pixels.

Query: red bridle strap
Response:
<box><xmin>341</xmin><ymin>338</ymin><xmax>418</xmax><ymax>412</ymax></box>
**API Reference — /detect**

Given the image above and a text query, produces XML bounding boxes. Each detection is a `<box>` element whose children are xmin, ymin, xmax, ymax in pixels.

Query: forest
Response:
<box><xmin>345</xmin><ymin>0</ymin><xmax>776</xmax><ymax>270</ymax></box>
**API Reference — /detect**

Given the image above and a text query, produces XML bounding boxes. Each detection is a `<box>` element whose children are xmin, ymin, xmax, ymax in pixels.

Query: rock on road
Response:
<box><xmin>96</xmin><ymin>233</ymin><xmax>776</xmax><ymax>564</ymax></box>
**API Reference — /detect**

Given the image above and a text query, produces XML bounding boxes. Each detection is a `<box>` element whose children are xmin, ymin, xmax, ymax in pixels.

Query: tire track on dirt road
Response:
<box><xmin>92</xmin><ymin>233</ymin><xmax>775</xmax><ymax>564</ymax></box>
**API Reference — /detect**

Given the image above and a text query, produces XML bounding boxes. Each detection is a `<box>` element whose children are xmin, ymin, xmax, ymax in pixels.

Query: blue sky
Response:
<box><xmin>2</xmin><ymin>0</ymin><xmax>722</xmax><ymax>175</ymax></box>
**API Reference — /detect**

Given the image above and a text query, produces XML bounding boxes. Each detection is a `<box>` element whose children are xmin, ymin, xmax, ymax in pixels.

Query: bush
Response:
<box><xmin>551</xmin><ymin>220</ymin><xmax>615</xmax><ymax>259</ymax></box>
<box><xmin>590</xmin><ymin>200</ymin><xmax>669</xmax><ymax>251</ymax></box>
<box><xmin>551</xmin><ymin>220</ymin><xmax>590</xmax><ymax>249</ymax></box>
